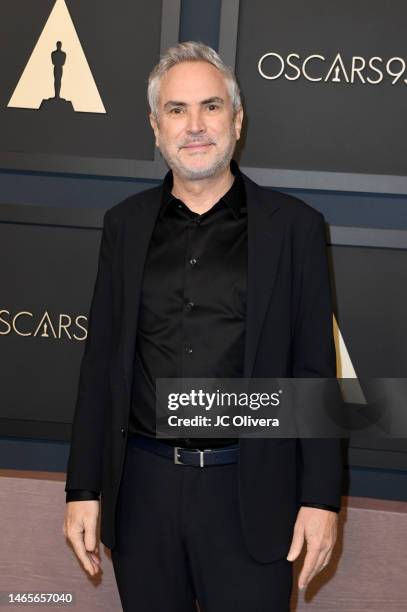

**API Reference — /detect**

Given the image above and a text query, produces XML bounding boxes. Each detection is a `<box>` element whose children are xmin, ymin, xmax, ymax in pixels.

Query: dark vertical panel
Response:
<box><xmin>180</xmin><ymin>0</ymin><xmax>221</xmax><ymax>50</ymax></box>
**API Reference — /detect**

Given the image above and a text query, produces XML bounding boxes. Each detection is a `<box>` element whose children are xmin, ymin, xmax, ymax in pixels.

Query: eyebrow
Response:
<box><xmin>163</xmin><ymin>97</ymin><xmax>225</xmax><ymax>111</ymax></box>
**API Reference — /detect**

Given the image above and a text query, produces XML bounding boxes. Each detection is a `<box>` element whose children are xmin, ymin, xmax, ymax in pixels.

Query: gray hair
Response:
<box><xmin>147</xmin><ymin>41</ymin><xmax>242</xmax><ymax>119</ymax></box>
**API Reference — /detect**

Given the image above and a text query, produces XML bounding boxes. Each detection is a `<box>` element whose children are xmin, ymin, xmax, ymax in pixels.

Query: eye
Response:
<box><xmin>169</xmin><ymin>107</ymin><xmax>184</xmax><ymax>114</ymax></box>
<box><xmin>207</xmin><ymin>104</ymin><xmax>220</xmax><ymax>111</ymax></box>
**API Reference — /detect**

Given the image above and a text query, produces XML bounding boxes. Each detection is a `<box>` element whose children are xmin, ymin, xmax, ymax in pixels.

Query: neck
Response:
<box><xmin>171</xmin><ymin>165</ymin><xmax>234</xmax><ymax>214</ymax></box>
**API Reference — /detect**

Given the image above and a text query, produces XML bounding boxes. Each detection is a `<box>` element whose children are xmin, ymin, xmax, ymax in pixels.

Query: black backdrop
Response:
<box><xmin>235</xmin><ymin>0</ymin><xmax>407</xmax><ymax>176</ymax></box>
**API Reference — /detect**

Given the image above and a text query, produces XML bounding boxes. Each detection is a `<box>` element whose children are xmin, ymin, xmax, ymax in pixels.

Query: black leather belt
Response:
<box><xmin>128</xmin><ymin>434</ymin><xmax>239</xmax><ymax>467</ymax></box>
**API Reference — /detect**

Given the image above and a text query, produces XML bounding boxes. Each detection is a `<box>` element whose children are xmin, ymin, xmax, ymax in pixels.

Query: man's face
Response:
<box><xmin>149</xmin><ymin>61</ymin><xmax>243</xmax><ymax>181</ymax></box>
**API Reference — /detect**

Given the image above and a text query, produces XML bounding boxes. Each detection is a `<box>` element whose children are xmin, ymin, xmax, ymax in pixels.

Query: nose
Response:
<box><xmin>186</xmin><ymin>108</ymin><xmax>205</xmax><ymax>135</ymax></box>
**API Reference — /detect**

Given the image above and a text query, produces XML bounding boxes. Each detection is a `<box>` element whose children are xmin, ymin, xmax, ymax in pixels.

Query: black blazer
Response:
<box><xmin>65</xmin><ymin>170</ymin><xmax>343</xmax><ymax>563</ymax></box>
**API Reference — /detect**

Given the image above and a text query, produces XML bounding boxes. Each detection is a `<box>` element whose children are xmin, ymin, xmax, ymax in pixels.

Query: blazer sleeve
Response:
<box><xmin>292</xmin><ymin>212</ymin><xmax>343</xmax><ymax>510</ymax></box>
<box><xmin>64</xmin><ymin>209</ymin><xmax>117</xmax><ymax>493</ymax></box>
<box><xmin>66</xmin><ymin>489</ymin><xmax>100</xmax><ymax>503</ymax></box>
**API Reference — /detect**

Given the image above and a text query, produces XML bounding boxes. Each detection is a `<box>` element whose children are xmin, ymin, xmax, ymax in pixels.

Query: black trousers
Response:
<box><xmin>111</xmin><ymin>437</ymin><xmax>293</xmax><ymax>611</ymax></box>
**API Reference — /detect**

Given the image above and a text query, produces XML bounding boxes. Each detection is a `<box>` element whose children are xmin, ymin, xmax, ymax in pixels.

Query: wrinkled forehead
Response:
<box><xmin>158</xmin><ymin>61</ymin><xmax>232</xmax><ymax>108</ymax></box>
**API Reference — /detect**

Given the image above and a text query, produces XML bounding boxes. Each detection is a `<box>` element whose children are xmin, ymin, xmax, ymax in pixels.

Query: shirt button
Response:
<box><xmin>189</xmin><ymin>257</ymin><xmax>197</xmax><ymax>266</ymax></box>
<box><xmin>185</xmin><ymin>300</ymin><xmax>195</xmax><ymax>311</ymax></box>
<box><xmin>185</xmin><ymin>345</ymin><xmax>193</xmax><ymax>355</ymax></box>
<box><xmin>120</xmin><ymin>426</ymin><xmax>126</xmax><ymax>436</ymax></box>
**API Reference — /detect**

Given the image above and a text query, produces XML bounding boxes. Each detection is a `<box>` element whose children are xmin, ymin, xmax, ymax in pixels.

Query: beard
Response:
<box><xmin>158</xmin><ymin>126</ymin><xmax>237</xmax><ymax>181</ymax></box>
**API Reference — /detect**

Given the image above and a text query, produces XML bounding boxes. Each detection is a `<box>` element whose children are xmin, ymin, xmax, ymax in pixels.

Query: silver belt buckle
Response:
<box><xmin>174</xmin><ymin>447</ymin><xmax>205</xmax><ymax>467</ymax></box>
<box><xmin>174</xmin><ymin>446</ymin><xmax>184</xmax><ymax>465</ymax></box>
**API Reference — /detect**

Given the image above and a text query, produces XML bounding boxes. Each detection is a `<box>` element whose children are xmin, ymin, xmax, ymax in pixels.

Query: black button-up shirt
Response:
<box><xmin>66</xmin><ymin>160</ymin><xmax>339</xmax><ymax>512</ymax></box>
<box><xmin>128</xmin><ymin>159</ymin><xmax>246</xmax><ymax>449</ymax></box>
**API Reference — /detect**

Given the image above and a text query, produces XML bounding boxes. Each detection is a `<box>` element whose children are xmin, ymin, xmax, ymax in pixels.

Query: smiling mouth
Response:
<box><xmin>181</xmin><ymin>143</ymin><xmax>214</xmax><ymax>151</ymax></box>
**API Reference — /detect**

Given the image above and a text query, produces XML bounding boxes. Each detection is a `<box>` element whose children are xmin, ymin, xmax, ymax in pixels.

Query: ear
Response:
<box><xmin>234</xmin><ymin>107</ymin><xmax>244</xmax><ymax>141</ymax></box>
<box><xmin>149</xmin><ymin>112</ymin><xmax>160</xmax><ymax>147</ymax></box>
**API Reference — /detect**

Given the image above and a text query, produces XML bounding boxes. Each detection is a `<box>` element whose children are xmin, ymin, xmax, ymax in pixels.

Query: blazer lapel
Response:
<box><xmin>121</xmin><ymin>188</ymin><xmax>162</xmax><ymax>389</ymax></box>
<box><xmin>242</xmin><ymin>174</ymin><xmax>284</xmax><ymax>378</ymax></box>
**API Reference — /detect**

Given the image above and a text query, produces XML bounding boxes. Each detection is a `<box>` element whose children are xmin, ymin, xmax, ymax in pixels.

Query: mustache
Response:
<box><xmin>179</xmin><ymin>138</ymin><xmax>216</xmax><ymax>148</ymax></box>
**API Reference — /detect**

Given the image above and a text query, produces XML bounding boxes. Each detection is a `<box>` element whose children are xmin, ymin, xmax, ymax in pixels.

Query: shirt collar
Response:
<box><xmin>160</xmin><ymin>159</ymin><xmax>245</xmax><ymax>221</ymax></box>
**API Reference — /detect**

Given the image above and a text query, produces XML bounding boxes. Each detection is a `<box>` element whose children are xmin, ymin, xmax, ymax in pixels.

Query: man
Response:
<box><xmin>63</xmin><ymin>42</ymin><xmax>342</xmax><ymax>611</ymax></box>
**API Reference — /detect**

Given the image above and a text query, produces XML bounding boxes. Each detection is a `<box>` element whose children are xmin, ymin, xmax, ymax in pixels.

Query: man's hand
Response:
<box><xmin>286</xmin><ymin>506</ymin><xmax>338</xmax><ymax>590</ymax></box>
<box><xmin>63</xmin><ymin>501</ymin><xmax>101</xmax><ymax>576</ymax></box>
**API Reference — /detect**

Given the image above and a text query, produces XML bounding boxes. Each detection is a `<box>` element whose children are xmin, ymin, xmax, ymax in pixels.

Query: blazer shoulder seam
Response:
<box><xmin>106</xmin><ymin>184</ymin><xmax>162</xmax><ymax>221</ymax></box>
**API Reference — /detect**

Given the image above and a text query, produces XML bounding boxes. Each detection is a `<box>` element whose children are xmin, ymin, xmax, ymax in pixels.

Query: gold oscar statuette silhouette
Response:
<box><xmin>41</xmin><ymin>322</ymin><xmax>50</xmax><ymax>338</ymax></box>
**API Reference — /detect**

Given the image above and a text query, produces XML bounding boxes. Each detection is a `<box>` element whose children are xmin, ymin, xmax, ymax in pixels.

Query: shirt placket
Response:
<box><xmin>179</xmin><ymin>213</ymin><xmax>202</xmax><ymax>378</ymax></box>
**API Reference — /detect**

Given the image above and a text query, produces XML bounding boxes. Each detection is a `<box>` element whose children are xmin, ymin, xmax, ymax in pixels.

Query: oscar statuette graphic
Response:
<box><xmin>7</xmin><ymin>0</ymin><xmax>105</xmax><ymax>113</ymax></box>
<box><xmin>39</xmin><ymin>41</ymin><xmax>74</xmax><ymax>112</ymax></box>
<box><xmin>332</xmin><ymin>65</ymin><xmax>341</xmax><ymax>82</ymax></box>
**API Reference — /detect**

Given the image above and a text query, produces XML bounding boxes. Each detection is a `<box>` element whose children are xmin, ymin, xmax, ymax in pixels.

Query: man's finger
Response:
<box><xmin>303</xmin><ymin>546</ymin><xmax>332</xmax><ymax>587</ymax></box>
<box><xmin>87</xmin><ymin>550</ymin><xmax>102</xmax><ymax>572</ymax></box>
<box><xmin>321</xmin><ymin>548</ymin><xmax>333</xmax><ymax>568</ymax></box>
<box><xmin>317</xmin><ymin>547</ymin><xmax>333</xmax><ymax>573</ymax></box>
<box><xmin>83</xmin><ymin>516</ymin><xmax>97</xmax><ymax>553</ymax></box>
<box><xmin>298</xmin><ymin>545</ymin><xmax>320</xmax><ymax>590</ymax></box>
<box><xmin>88</xmin><ymin>548</ymin><xmax>102</xmax><ymax>568</ymax></box>
<box><xmin>70</xmin><ymin>530</ymin><xmax>98</xmax><ymax>575</ymax></box>
<box><xmin>286</xmin><ymin>522</ymin><xmax>305</xmax><ymax>561</ymax></box>
<box><xmin>83</xmin><ymin>519</ymin><xmax>102</xmax><ymax>571</ymax></box>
